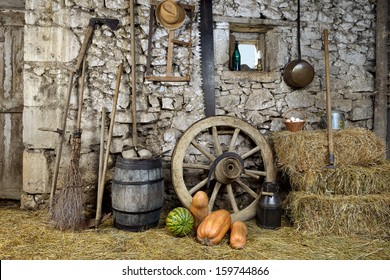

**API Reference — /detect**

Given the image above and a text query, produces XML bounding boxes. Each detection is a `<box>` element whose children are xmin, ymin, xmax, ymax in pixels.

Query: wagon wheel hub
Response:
<box><xmin>211</xmin><ymin>153</ymin><xmax>244</xmax><ymax>185</ymax></box>
<box><xmin>215</xmin><ymin>157</ymin><xmax>242</xmax><ymax>184</ymax></box>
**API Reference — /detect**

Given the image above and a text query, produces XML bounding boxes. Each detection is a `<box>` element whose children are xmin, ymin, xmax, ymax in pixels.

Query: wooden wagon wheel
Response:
<box><xmin>171</xmin><ymin>116</ymin><xmax>276</xmax><ymax>222</ymax></box>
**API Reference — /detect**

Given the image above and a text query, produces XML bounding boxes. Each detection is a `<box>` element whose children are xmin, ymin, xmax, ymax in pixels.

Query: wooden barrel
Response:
<box><xmin>111</xmin><ymin>156</ymin><xmax>164</xmax><ymax>231</ymax></box>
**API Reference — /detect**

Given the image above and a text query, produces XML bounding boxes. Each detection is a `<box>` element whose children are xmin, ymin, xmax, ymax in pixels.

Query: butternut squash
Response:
<box><xmin>189</xmin><ymin>191</ymin><xmax>209</xmax><ymax>229</ymax></box>
<box><xmin>229</xmin><ymin>221</ymin><xmax>247</xmax><ymax>249</ymax></box>
<box><xmin>196</xmin><ymin>209</ymin><xmax>231</xmax><ymax>246</ymax></box>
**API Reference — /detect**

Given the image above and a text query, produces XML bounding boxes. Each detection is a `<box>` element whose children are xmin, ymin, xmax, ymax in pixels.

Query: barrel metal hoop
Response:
<box><xmin>112</xmin><ymin>177</ymin><xmax>164</xmax><ymax>186</ymax></box>
<box><xmin>112</xmin><ymin>206</ymin><xmax>163</xmax><ymax>215</ymax></box>
<box><xmin>116</xmin><ymin>157</ymin><xmax>162</xmax><ymax>170</ymax></box>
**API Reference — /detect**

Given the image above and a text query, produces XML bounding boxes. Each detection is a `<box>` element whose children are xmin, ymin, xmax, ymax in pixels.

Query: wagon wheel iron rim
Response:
<box><xmin>171</xmin><ymin>116</ymin><xmax>276</xmax><ymax>222</ymax></box>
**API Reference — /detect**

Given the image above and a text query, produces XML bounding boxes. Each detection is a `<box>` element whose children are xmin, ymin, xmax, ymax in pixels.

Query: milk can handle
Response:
<box><xmin>260</xmin><ymin>191</ymin><xmax>274</xmax><ymax>196</ymax></box>
<box><xmin>260</xmin><ymin>182</ymin><xmax>279</xmax><ymax>196</ymax></box>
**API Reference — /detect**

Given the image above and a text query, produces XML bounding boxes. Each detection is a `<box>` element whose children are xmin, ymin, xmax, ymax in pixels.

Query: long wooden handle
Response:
<box><xmin>76</xmin><ymin>58</ymin><xmax>87</xmax><ymax>131</ymax></box>
<box><xmin>49</xmin><ymin>71</ymin><xmax>75</xmax><ymax>209</ymax></box>
<box><xmin>76</xmin><ymin>25</ymin><xmax>94</xmax><ymax>72</ymax></box>
<box><xmin>130</xmin><ymin>0</ymin><xmax>138</xmax><ymax>148</ymax></box>
<box><xmin>97</xmin><ymin>107</ymin><xmax>106</xmax><ymax>196</ymax></box>
<box><xmin>324</xmin><ymin>29</ymin><xmax>334</xmax><ymax>165</ymax></box>
<box><xmin>95</xmin><ymin>62</ymin><xmax>123</xmax><ymax>228</ymax></box>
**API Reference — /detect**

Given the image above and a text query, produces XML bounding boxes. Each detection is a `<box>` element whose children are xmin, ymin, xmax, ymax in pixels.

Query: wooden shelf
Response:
<box><xmin>145</xmin><ymin>75</ymin><xmax>190</xmax><ymax>82</ymax></box>
<box><xmin>171</xmin><ymin>39</ymin><xmax>191</xmax><ymax>46</ymax></box>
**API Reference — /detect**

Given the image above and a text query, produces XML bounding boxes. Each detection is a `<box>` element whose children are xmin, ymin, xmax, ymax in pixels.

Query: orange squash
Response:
<box><xmin>197</xmin><ymin>209</ymin><xmax>231</xmax><ymax>246</ymax></box>
<box><xmin>189</xmin><ymin>191</ymin><xmax>209</xmax><ymax>229</ymax></box>
<box><xmin>229</xmin><ymin>221</ymin><xmax>247</xmax><ymax>249</ymax></box>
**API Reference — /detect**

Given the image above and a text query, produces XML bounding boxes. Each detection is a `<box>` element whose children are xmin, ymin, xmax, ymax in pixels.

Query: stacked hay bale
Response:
<box><xmin>272</xmin><ymin>128</ymin><xmax>390</xmax><ymax>237</ymax></box>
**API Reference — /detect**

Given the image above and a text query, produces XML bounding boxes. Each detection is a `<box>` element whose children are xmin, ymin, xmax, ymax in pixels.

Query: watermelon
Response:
<box><xmin>166</xmin><ymin>207</ymin><xmax>194</xmax><ymax>237</ymax></box>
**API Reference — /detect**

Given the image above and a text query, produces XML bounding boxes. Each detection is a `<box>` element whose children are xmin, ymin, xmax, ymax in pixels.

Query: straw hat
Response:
<box><xmin>155</xmin><ymin>0</ymin><xmax>186</xmax><ymax>30</ymax></box>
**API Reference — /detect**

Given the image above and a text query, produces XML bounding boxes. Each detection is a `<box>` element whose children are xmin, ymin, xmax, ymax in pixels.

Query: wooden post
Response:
<box><xmin>373</xmin><ymin>0</ymin><xmax>388</xmax><ymax>148</ymax></box>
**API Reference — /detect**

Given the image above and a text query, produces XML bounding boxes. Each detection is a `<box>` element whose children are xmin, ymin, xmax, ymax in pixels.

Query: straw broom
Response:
<box><xmin>50</xmin><ymin>59</ymin><xmax>87</xmax><ymax>231</ymax></box>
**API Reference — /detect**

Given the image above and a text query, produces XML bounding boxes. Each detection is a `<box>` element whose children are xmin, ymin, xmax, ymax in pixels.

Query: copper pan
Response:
<box><xmin>283</xmin><ymin>0</ymin><xmax>315</xmax><ymax>89</ymax></box>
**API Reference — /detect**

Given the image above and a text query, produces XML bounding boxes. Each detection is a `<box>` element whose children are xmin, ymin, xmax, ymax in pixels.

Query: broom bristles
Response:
<box><xmin>50</xmin><ymin>186</ymin><xmax>84</xmax><ymax>231</ymax></box>
<box><xmin>50</xmin><ymin>135</ymin><xmax>84</xmax><ymax>231</ymax></box>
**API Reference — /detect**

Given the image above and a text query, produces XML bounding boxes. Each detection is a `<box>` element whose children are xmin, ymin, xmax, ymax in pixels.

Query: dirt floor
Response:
<box><xmin>0</xmin><ymin>201</ymin><xmax>389</xmax><ymax>260</ymax></box>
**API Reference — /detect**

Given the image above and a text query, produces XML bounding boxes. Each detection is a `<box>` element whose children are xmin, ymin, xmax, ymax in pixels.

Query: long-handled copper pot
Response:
<box><xmin>283</xmin><ymin>0</ymin><xmax>315</xmax><ymax>89</ymax></box>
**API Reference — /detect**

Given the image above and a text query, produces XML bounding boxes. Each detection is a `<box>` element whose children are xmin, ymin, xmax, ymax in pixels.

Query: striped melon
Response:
<box><xmin>166</xmin><ymin>207</ymin><xmax>194</xmax><ymax>237</ymax></box>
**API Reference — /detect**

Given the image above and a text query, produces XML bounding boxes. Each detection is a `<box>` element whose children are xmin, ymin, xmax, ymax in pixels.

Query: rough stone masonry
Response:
<box><xmin>21</xmin><ymin>0</ymin><xmax>376</xmax><ymax>211</ymax></box>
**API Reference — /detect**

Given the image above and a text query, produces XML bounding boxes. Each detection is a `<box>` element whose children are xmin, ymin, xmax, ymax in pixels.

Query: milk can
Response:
<box><xmin>320</xmin><ymin>110</ymin><xmax>345</xmax><ymax>130</ymax></box>
<box><xmin>256</xmin><ymin>182</ymin><xmax>282</xmax><ymax>229</ymax></box>
<box><xmin>331</xmin><ymin>110</ymin><xmax>345</xmax><ymax>129</ymax></box>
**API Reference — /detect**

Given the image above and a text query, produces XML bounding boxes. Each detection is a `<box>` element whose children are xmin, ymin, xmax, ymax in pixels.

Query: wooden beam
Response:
<box><xmin>373</xmin><ymin>0</ymin><xmax>388</xmax><ymax>146</ymax></box>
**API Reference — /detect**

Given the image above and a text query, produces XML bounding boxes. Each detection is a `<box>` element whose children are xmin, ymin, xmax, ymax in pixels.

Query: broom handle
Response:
<box><xmin>49</xmin><ymin>71</ymin><xmax>74</xmax><ymax>209</ymax></box>
<box><xmin>130</xmin><ymin>0</ymin><xmax>138</xmax><ymax>149</ymax></box>
<box><xmin>76</xmin><ymin>58</ymin><xmax>87</xmax><ymax>131</ymax></box>
<box><xmin>324</xmin><ymin>29</ymin><xmax>334</xmax><ymax>166</ymax></box>
<box><xmin>95</xmin><ymin>62</ymin><xmax>123</xmax><ymax>228</ymax></box>
<box><xmin>97</xmin><ymin>107</ymin><xmax>106</xmax><ymax>195</ymax></box>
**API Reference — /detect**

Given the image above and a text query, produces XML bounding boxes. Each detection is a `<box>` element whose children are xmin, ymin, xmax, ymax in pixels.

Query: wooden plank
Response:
<box><xmin>0</xmin><ymin>15</ymin><xmax>24</xmax><ymax>199</ymax></box>
<box><xmin>145</xmin><ymin>75</ymin><xmax>190</xmax><ymax>82</ymax></box>
<box><xmin>171</xmin><ymin>39</ymin><xmax>191</xmax><ymax>46</ymax></box>
<box><xmin>0</xmin><ymin>10</ymin><xmax>25</xmax><ymax>26</ymax></box>
<box><xmin>0</xmin><ymin>25</ymin><xmax>24</xmax><ymax>112</ymax></box>
<box><xmin>0</xmin><ymin>113</ymin><xmax>23</xmax><ymax>199</ymax></box>
<box><xmin>149</xmin><ymin>0</ymin><xmax>193</xmax><ymax>10</ymax></box>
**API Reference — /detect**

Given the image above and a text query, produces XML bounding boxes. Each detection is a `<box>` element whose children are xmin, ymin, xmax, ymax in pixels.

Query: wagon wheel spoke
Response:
<box><xmin>191</xmin><ymin>139</ymin><xmax>215</xmax><ymax>161</ymax></box>
<box><xmin>235</xmin><ymin>178</ymin><xmax>259</xmax><ymax>199</ymax></box>
<box><xmin>212</xmin><ymin>126</ymin><xmax>223</xmax><ymax>156</ymax></box>
<box><xmin>183</xmin><ymin>163</ymin><xmax>210</xmax><ymax>170</ymax></box>
<box><xmin>226</xmin><ymin>184</ymin><xmax>239</xmax><ymax>213</ymax></box>
<box><xmin>208</xmin><ymin>181</ymin><xmax>222</xmax><ymax>212</ymax></box>
<box><xmin>189</xmin><ymin>175</ymin><xmax>213</xmax><ymax>195</ymax></box>
<box><xmin>241</xmin><ymin>145</ymin><xmax>262</xmax><ymax>160</ymax></box>
<box><xmin>244</xmin><ymin>169</ymin><xmax>267</xmax><ymax>179</ymax></box>
<box><xmin>228</xmin><ymin>128</ymin><xmax>240</xmax><ymax>152</ymax></box>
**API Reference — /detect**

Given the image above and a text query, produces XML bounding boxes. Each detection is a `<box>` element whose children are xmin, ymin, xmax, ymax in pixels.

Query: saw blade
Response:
<box><xmin>199</xmin><ymin>0</ymin><xmax>215</xmax><ymax>117</ymax></box>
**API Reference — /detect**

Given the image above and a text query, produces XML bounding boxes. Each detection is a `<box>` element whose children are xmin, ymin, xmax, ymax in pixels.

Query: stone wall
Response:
<box><xmin>21</xmin><ymin>0</ymin><xmax>376</xmax><ymax>211</ymax></box>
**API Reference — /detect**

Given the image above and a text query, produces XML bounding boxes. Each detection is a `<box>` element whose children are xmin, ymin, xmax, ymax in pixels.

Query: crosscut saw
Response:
<box><xmin>199</xmin><ymin>0</ymin><xmax>215</xmax><ymax>116</ymax></box>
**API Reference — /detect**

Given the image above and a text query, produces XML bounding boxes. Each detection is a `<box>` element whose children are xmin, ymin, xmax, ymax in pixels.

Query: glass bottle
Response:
<box><xmin>231</xmin><ymin>40</ymin><xmax>241</xmax><ymax>71</ymax></box>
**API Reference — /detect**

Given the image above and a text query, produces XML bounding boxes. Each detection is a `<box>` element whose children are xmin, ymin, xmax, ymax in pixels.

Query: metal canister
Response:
<box><xmin>331</xmin><ymin>110</ymin><xmax>345</xmax><ymax>129</ymax></box>
<box><xmin>256</xmin><ymin>182</ymin><xmax>282</xmax><ymax>229</ymax></box>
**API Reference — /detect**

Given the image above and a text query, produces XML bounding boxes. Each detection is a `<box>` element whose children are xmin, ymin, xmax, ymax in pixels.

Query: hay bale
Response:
<box><xmin>284</xmin><ymin>191</ymin><xmax>390</xmax><ymax>237</ymax></box>
<box><xmin>288</xmin><ymin>162</ymin><xmax>390</xmax><ymax>195</ymax></box>
<box><xmin>272</xmin><ymin>128</ymin><xmax>386</xmax><ymax>173</ymax></box>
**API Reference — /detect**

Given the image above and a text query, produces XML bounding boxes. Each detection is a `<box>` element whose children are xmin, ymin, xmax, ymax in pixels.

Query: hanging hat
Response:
<box><xmin>155</xmin><ymin>0</ymin><xmax>186</xmax><ymax>30</ymax></box>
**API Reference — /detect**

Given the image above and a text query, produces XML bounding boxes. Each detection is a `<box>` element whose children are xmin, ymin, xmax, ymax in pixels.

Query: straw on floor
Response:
<box><xmin>1</xmin><ymin>205</ymin><xmax>389</xmax><ymax>260</ymax></box>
